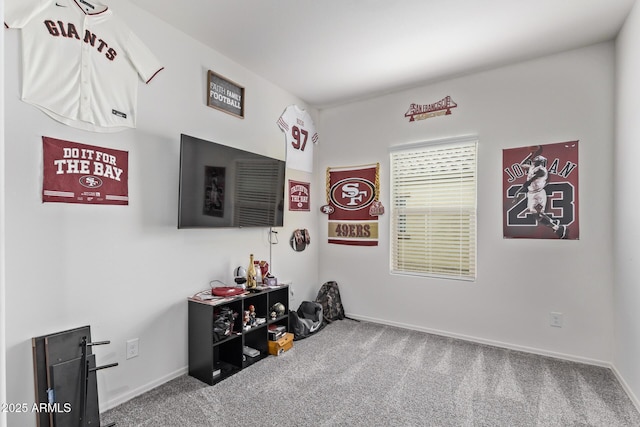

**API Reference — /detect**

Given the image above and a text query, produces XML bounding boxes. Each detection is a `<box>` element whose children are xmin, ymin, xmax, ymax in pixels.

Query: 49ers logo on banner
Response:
<box><xmin>330</xmin><ymin>178</ymin><xmax>375</xmax><ymax>210</ymax></box>
<box><xmin>324</xmin><ymin>164</ymin><xmax>382</xmax><ymax>246</ymax></box>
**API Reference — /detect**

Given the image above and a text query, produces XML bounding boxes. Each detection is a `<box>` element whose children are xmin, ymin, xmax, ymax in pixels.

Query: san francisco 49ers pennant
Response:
<box><xmin>325</xmin><ymin>163</ymin><xmax>382</xmax><ymax>246</ymax></box>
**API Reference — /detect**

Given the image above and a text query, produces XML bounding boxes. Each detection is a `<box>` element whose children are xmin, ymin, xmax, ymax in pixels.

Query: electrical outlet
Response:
<box><xmin>550</xmin><ymin>312</ymin><xmax>563</xmax><ymax>328</ymax></box>
<box><xmin>126</xmin><ymin>338</ymin><xmax>139</xmax><ymax>359</ymax></box>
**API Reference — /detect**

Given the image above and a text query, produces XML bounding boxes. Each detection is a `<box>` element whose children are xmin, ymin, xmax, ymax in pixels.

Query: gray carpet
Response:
<box><xmin>101</xmin><ymin>319</ymin><xmax>640</xmax><ymax>426</ymax></box>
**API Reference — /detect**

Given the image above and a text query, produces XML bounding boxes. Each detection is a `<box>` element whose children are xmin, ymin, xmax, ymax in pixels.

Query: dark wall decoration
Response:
<box><xmin>502</xmin><ymin>141</ymin><xmax>579</xmax><ymax>239</ymax></box>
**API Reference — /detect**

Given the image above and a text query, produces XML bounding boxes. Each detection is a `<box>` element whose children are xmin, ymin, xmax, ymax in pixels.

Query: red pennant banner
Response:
<box><xmin>327</xmin><ymin>164</ymin><xmax>379</xmax><ymax>246</ymax></box>
<box><xmin>288</xmin><ymin>180</ymin><xmax>310</xmax><ymax>211</ymax></box>
<box><xmin>42</xmin><ymin>137</ymin><xmax>129</xmax><ymax>205</ymax></box>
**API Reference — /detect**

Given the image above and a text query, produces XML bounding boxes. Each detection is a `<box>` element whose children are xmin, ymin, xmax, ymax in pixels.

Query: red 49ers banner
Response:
<box><xmin>288</xmin><ymin>180</ymin><xmax>310</xmax><ymax>211</ymax></box>
<box><xmin>42</xmin><ymin>137</ymin><xmax>129</xmax><ymax>205</ymax></box>
<box><xmin>325</xmin><ymin>164</ymin><xmax>381</xmax><ymax>246</ymax></box>
<box><xmin>502</xmin><ymin>141</ymin><xmax>579</xmax><ymax>239</ymax></box>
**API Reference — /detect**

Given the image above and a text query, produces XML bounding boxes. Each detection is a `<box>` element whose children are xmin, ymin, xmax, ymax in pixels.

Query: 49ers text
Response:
<box><xmin>334</xmin><ymin>223</ymin><xmax>371</xmax><ymax>238</ymax></box>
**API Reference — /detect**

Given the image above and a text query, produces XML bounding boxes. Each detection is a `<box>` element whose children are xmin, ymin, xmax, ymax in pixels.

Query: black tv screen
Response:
<box><xmin>178</xmin><ymin>134</ymin><xmax>285</xmax><ymax>228</ymax></box>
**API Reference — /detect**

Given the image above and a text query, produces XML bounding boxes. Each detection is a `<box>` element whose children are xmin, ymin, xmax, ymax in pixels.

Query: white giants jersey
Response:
<box><xmin>5</xmin><ymin>0</ymin><xmax>164</xmax><ymax>132</ymax></box>
<box><xmin>277</xmin><ymin>105</ymin><xmax>318</xmax><ymax>173</ymax></box>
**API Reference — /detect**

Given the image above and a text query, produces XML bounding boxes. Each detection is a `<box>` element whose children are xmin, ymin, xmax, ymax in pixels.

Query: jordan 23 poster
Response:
<box><xmin>502</xmin><ymin>141</ymin><xmax>579</xmax><ymax>239</ymax></box>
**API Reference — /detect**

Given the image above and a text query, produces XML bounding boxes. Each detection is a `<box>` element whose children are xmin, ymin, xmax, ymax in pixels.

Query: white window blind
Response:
<box><xmin>390</xmin><ymin>138</ymin><xmax>477</xmax><ymax>280</ymax></box>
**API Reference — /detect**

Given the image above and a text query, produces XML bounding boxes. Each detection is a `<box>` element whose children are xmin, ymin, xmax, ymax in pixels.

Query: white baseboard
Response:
<box><xmin>347</xmin><ymin>313</ymin><xmax>640</xmax><ymax>413</ymax></box>
<box><xmin>346</xmin><ymin>313</ymin><xmax>611</xmax><ymax>366</ymax></box>
<box><xmin>100</xmin><ymin>366</ymin><xmax>188</xmax><ymax>412</ymax></box>
<box><xmin>611</xmin><ymin>364</ymin><xmax>640</xmax><ymax>415</ymax></box>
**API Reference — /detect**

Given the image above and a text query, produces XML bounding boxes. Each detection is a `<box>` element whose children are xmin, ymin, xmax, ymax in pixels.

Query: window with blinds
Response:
<box><xmin>390</xmin><ymin>137</ymin><xmax>477</xmax><ymax>280</ymax></box>
<box><xmin>233</xmin><ymin>159</ymin><xmax>285</xmax><ymax>227</ymax></box>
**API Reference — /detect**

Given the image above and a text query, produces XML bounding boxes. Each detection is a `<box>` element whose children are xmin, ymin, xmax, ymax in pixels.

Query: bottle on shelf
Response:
<box><xmin>247</xmin><ymin>253</ymin><xmax>257</xmax><ymax>289</ymax></box>
<box><xmin>254</xmin><ymin>260</ymin><xmax>262</xmax><ymax>284</ymax></box>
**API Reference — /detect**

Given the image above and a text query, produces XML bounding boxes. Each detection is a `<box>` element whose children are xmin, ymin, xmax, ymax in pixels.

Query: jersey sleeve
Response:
<box><xmin>304</xmin><ymin>111</ymin><xmax>319</xmax><ymax>144</ymax></box>
<box><xmin>4</xmin><ymin>0</ymin><xmax>51</xmax><ymax>28</ymax></box>
<box><xmin>121</xmin><ymin>24</ymin><xmax>164</xmax><ymax>84</ymax></box>
<box><xmin>277</xmin><ymin>106</ymin><xmax>292</xmax><ymax>132</ymax></box>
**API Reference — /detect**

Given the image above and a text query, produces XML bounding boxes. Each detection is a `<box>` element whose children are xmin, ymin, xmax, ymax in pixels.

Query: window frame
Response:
<box><xmin>389</xmin><ymin>135</ymin><xmax>478</xmax><ymax>281</ymax></box>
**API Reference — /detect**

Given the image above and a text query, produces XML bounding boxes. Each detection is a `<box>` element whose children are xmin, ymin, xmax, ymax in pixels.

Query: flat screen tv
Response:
<box><xmin>178</xmin><ymin>134</ymin><xmax>285</xmax><ymax>229</ymax></box>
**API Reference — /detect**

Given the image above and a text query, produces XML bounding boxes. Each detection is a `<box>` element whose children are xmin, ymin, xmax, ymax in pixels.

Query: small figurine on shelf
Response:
<box><xmin>248</xmin><ymin>304</ymin><xmax>257</xmax><ymax>326</ymax></box>
<box><xmin>243</xmin><ymin>310</ymin><xmax>250</xmax><ymax>330</ymax></box>
<box><xmin>247</xmin><ymin>254</ymin><xmax>257</xmax><ymax>290</ymax></box>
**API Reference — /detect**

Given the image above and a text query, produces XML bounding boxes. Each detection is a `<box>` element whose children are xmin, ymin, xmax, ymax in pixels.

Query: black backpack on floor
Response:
<box><xmin>315</xmin><ymin>281</ymin><xmax>345</xmax><ymax>323</ymax></box>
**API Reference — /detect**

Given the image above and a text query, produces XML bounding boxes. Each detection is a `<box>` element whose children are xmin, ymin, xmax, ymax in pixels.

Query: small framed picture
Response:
<box><xmin>288</xmin><ymin>180</ymin><xmax>310</xmax><ymax>211</ymax></box>
<box><xmin>207</xmin><ymin>70</ymin><xmax>245</xmax><ymax>118</ymax></box>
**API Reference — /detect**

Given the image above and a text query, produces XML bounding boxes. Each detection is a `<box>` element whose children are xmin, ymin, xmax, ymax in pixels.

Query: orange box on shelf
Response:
<box><xmin>268</xmin><ymin>332</ymin><xmax>293</xmax><ymax>356</ymax></box>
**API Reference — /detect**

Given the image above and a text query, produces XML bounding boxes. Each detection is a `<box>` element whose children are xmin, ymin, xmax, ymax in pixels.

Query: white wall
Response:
<box><xmin>1</xmin><ymin>2</ymin><xmax>7</xmax><ymax>426</ymax></box>
<box><xmin>318</xmin><ymin>42</ymin><xmax>616</xmax><ymax>364</ymax></box>
<box><xmin>6</xmin><ymin>1</ymin><xmax>640</xmax><ymax>424</ymax></box>
<box><xmin>614</xmin><ymin>0</ymin><xmax>640</xmax><ymax>409</ymax></box>
<box><xmin>3</xmin><ymin>1</ymin><xmax>320</xmax><ymax>425</ymax></box>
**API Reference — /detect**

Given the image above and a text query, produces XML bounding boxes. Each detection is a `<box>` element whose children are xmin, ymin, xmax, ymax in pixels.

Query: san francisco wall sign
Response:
<box><xmin>405</xmin><ymin>95</ymin><xmax>457</xmax><ymax>122</ymax></box>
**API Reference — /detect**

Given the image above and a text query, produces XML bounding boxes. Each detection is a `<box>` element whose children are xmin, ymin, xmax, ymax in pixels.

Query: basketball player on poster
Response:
<box><xmin>502</xmin><ymin>142</ymin><xmax>579</xmax><ymax>239</ymax></box>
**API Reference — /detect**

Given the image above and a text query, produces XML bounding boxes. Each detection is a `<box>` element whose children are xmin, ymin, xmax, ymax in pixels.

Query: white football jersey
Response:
<box><xmin>5</xmin><ymin>0</ymin><xmax>164</xmax><ymax>132</ymax></box>
<box><xmin>277</xmin><ymin>105</ymin><xmax>318</xmax><ymax>173</ymax></box>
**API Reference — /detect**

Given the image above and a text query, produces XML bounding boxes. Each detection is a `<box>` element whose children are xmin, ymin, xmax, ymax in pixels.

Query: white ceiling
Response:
<box><xmin>130</xmin><ymin>0</ymin><xmax>636</xmax><ymax>109</ymax></box>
